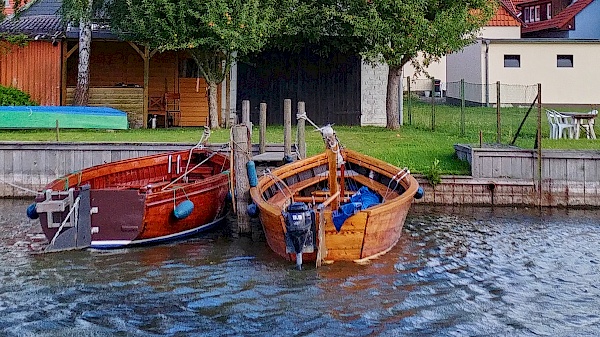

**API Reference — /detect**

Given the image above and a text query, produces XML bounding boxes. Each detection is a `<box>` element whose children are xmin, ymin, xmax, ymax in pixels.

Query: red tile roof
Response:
<box><xmin>488</xmin><ymin>3</ymin><xmax>522</xmax><ymax>26</ymax></box>
<box><xmin>521</xmin><ymin>0</ymin><xmax>594</xmax><ymax>33</ymax></box>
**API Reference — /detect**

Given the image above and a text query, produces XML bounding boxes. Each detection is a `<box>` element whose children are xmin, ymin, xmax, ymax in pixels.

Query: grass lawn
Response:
<box><xmin>1</xmin><ymin>101</ymin><xmax>598</xmax><ymax>175</ymax></box>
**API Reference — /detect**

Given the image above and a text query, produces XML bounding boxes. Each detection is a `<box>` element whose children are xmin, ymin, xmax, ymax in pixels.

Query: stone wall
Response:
<box><xmin>360</xmin><ymin>61</ymin><xmax>388</xmax><ymax>127</ymax></box>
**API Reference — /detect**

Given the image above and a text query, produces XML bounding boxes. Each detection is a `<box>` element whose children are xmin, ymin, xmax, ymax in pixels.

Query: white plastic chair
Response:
<box><xmin>545</xmin><ymin>109</ymin><xmax>558</xmax><ymax>139</ymax></box>
<box><xmin>551</xmin><ymin>110</ymin><xmax>575</xmax><ymax>139</ymax></box>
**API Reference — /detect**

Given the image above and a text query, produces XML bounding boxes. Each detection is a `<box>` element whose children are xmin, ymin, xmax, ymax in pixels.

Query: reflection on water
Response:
<box><xmin>1</xmin><ymin>199</ymin><xmax>599</xmax><ymax>336</ymax></box>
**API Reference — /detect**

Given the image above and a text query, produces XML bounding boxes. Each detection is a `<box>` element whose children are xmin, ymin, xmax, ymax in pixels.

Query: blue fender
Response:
<box><xmin>173</xmin><ymin>200</ymin><xmax>194</xmax><ymax>219</ymax></box>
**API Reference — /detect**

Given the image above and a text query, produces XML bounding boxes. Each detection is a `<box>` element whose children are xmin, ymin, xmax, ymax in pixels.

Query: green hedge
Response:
<box><xmin>0</xmin><ymin>86</ymin><xmax>38</xmax><ymax>106</ymax></box>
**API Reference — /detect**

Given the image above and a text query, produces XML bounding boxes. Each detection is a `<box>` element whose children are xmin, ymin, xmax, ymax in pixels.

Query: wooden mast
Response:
<box><xmin>322</xmin><ymin>125</ymin><xmax>340</xmax><ymax>210</ymax></box>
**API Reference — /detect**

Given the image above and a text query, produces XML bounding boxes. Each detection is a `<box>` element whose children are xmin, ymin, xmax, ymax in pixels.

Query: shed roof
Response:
<box><xmin>0</xmin><ymin>0</ymin><xmax>117</xmax><ymax>40</ymax></box>
<box><xmin>0</xmin><ymin>0</ymin><xmax>63</xmax><ymax>37</ymax></box>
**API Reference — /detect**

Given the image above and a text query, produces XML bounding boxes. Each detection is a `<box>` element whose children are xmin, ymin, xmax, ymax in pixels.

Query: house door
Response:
<box><xmin>177</xmin><ymin>58</ymin><xmax>217</xmax><ymax>127</ymax></box>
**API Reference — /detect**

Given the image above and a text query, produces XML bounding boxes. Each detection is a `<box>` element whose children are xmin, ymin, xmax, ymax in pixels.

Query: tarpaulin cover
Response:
<box><xmin>332</xmin><ymin>186</ymin><xmax>381</xmax><ymax>231</ymax></box>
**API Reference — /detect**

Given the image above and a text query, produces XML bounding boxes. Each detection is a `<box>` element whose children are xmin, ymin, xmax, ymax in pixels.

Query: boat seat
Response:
<box><xmin>267</xmin><ymin>175</ymin><xmax>328</xmax><ymax>207</ymax></box>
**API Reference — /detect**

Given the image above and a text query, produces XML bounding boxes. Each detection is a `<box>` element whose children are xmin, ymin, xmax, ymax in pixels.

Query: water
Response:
<box><xmin>1</xmin><ymin>199</ymin><xmax>599</xmax><ymax>336</ymax></box>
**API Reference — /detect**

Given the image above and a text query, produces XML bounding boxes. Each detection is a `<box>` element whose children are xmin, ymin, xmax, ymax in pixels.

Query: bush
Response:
<box><xmin>0</xmin><ymin>86</ymin><xmax>38</xmax><ymax>106</ymax></box>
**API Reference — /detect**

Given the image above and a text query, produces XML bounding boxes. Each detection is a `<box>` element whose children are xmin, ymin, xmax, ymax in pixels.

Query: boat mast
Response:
<box><xmin>321</xmin><ymin>125</ymin><xmax>343</xmax><ymax>210</ymax></box>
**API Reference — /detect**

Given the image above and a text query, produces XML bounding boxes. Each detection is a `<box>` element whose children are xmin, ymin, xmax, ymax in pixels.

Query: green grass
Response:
<box><xmin>1</xmin><ymin>101</ymin><xmax>598</xmax><ymax>175</ymax></box>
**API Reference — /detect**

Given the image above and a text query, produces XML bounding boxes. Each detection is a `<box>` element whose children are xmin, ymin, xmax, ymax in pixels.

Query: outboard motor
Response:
<box><xmin>283</xmin><ymin>202</ymin><xmax>315</xmax><ymax>270</ymax></box>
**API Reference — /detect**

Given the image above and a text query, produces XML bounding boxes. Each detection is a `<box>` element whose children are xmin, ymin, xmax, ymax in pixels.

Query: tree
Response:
<box><xmin>341</xmin><ymin>0</ymin><xmax>496</xmax><ymax>129</ymax></box>
<box><xmin>61</xmin><ymin>0</ymin><xmax>105</xmax><ymax>106</ymax></box>
<box><xmin>108</xmin><ymin>0</ymin><xmax>278</xmax><ymax>129</ymax></box>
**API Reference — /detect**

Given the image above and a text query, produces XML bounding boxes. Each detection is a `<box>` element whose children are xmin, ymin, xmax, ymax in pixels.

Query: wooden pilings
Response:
<box><xmin>297</xmin><ymin>102</ymin><xmax>306</xmax><ymax>159</ymax></box>
<box><xmin>259</xmin><ymin>102</ymin><xmax>267</xmax><ymax>154</ymax></box>
<box><xmin>232</xmin><ymin>98</ymin><xmax>306</xmax><ymax>235</ymax></box>
<box><xmin>283</xmin><ymin>99</ymin><xmax>292</xmax><ymax>159</ymax></box>
<box><xmin>232</xmin><ymin>123</ymin><xmax>251</xmax><ymax>234</ymax></box>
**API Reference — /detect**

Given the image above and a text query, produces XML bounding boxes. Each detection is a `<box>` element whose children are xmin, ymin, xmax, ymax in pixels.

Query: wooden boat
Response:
<box><xmin>249</xmin><ymin>126</ymin><xmax>422</xmax><ymax>268</ymax></box>
<box><xmin>29</xmin><ymin>146</ymin><xmax>230</xmax><ymax>251</ymax></box>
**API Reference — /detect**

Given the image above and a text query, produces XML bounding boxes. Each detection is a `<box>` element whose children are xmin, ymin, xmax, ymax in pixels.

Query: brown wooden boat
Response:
<box><xmin>30</xmin><ymin>147</ymin><xmax>230</xmax><ymax>251</ymax></box>
<box><xmin>249</xmin><ymin>126</ymin><xmax>422</xmax><ymax>268</ymax></box>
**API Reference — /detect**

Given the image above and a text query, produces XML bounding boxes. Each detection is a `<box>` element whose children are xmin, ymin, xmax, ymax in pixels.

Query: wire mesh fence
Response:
<box><xmin>404</xmin><ymin>78</ymin><xmax>541</xmax><ymax>148</ymax></box>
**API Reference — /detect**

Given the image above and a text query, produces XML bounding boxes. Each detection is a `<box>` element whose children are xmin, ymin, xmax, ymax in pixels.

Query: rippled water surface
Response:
<box><xmin>1</xmin><ymin>199</ymin><xmax>599</xmax><ymax>336</ymax></box>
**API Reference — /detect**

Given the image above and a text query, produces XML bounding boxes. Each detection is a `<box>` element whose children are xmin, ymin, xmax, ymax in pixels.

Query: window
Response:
<box><xmin>524</xmin><ymin>7</ymin><xmax>530</xmax><ymax>22</ymax></box>
<box><xmin>504</xmin><ymin>55</ymin><xmax>521</xmax><ymax>68</ymax></box>
<box><xmin>535</xmin><ymin>5</ymin><xmax>541</xmax><ymax>21</ymax></box>
<box><xmin>557</xmin><ymin>55</ymin><xmax>573</xmax><ymax>68</ymax></box>
<box><xmin>547</xmin><ymin>3</ymin><xmax>552</xmax><ymax>19</ymax></box>
<box><xmin>4</xmin><ymin>0</ymin><xmax>9</xmax><ymax>8</ymax></box>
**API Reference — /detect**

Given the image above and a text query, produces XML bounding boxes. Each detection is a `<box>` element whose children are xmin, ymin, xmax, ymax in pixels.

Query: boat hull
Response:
<box><xmin>250</xmin><ymin>149</ymin><xmax>419</xmax><ymax>263</ymax></box>
<box><xmin>35</xmin><ymin>148</ymin><xmax>230</xmax><ymax>249</ymax></box>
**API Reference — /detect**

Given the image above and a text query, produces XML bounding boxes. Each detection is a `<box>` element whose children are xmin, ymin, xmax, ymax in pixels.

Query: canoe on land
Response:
<box><xmin>29</xmin><ymin>147</ymin><xmax>230</xmax><ymax>251</ymax></box>
<box><xmin>249</xmin><ymin>126</ymin><xmax>422</xmax><ymax>268</ymax></box>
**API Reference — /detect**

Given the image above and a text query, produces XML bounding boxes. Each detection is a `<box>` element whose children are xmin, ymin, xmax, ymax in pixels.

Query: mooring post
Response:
<box><xmin>284</xmin><ymin>99</ymin><xmax>292</xmax><ymax>160</ymax></box>
<box><xmin>232</xmin><ymin>124</ymin><xmax>251</xmax><ymax>234</ymax></box>
<box><xmin>297</xmin><ymin>101</ymin><xmax>306</xmax><ymax>159</ymax></box>
<box><xmin>242</xmin><ymin>100</ymin><xmax>251</xmax><ymax>135</ymax></box>
<box><xmin>259</xmin><ymin>102</ymin><xmax>267</xmax><ymax>154</ymax></box>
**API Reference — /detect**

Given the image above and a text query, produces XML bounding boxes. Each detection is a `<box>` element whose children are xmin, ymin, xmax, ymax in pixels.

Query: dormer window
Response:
<box><xmin>546</xmin><ymin>3</ymin><xmax>552</xmax><ymax>19</ymax></box>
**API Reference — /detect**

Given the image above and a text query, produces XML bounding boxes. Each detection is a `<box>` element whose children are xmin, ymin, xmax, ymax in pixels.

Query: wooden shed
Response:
<box><xmin>0</xmin><ymin>0</ymin><xmax>216</xmax><ymax>129</ymax></box>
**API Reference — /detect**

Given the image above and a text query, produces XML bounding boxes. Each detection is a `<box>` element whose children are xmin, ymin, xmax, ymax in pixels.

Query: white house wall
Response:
<box><xmin>402</xmin><ymin>54</ymin><xmax>446</xmax><ymax>91</ymax></box>
<box><xmin>446</xmin><ymin>42</ymin><xmax>484</xmax><ymax>103</ymax></box>
<box><xmin>488</xmin><ymin>40</ymin><xmax>600</xmax><ymax>106</ymax></box>
<box><xmin>479</xmin><ymin>26</ymin><xmax>521</xmax><ymax>39</ymax></box>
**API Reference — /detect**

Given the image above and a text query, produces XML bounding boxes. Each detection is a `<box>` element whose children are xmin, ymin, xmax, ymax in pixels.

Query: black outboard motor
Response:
<box><xmin>283</xmin><ymin>202</ymin><xmax>315</xmax><ymax>270</ymax></box>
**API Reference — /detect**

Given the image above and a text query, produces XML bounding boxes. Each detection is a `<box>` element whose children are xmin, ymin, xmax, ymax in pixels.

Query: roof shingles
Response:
<box><xmin>521</xmin><ymin>0</ymin><xmax>594</xmax><ymax>33</ymax></box>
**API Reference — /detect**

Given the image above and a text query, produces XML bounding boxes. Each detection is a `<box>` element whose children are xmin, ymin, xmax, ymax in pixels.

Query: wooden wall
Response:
<box><xmin>66</xmin><ymin>87</ymin><xmax>144</xmax><ymax>128</ymax></box>
<box><xmin>237</xmin><ymin>49</ymin><xmax>361</xmax><ymax>126</ymax></box>
<box><xmin>66</xmin><ymin>41</ymin><xmax>212</xmax><ymax>127</ymax></box>
<box><xmin>0</xmin><ymin>41</ymin><xmax>62</xmax><ymax>105</ymax></box>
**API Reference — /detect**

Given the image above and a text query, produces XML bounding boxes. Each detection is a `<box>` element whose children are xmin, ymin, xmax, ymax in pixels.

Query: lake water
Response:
<box><xmin>1</xmin><ymin>199</ymin><xmax>599</xmax><ymax>336</ymax></box>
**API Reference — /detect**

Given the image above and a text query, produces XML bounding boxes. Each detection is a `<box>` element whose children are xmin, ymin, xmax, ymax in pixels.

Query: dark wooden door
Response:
<box><xmin>237</xmin><ymin>49</ymin><xmax>361</xmax><ymax>126</ymax></box>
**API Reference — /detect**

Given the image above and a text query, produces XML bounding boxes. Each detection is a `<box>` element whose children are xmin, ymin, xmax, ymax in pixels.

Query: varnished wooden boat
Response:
<box><xmin>249</xmin><ymin>126</ymin><xmax>421</xmax><ymax>268</ymax></box>
<box><xmin>31</xmin><ymin>147</ymin><xmax>230</xmax><ymax>250</ymax></box>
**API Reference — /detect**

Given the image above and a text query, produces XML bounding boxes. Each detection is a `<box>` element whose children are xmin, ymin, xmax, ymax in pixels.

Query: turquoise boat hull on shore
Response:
<box><xmin>0</xmin><ymin>106</ymin><xmax>128</xmax><ymax>129</ymax></box>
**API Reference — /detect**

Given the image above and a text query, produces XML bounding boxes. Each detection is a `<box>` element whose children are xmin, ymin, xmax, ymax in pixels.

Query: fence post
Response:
<box><xmin>431</xmin><ymin>78</ymin><xmax>436</xmax><ymax>131</ymax></box>
<box><xmin>284</xmin><ymin>99</ymin><xmax>292</xmax><ymax>159</ymax></box>
<box><xmin>297</xmin><ymin>101</ymin><xmax>306</xmax><ymax>159</ymax></box>
<box><xmin>407</xmin><ymin>76</ymin><xmax>412</xmax><ymax>125</ymax></box>
<box><xmin>460</xmin><ymin>79</ymin><xmax>465</xmax><ymax>136</ymax></box>
<box><xmin>496</xmin><ymin>81</ymin><xmax>501</xmax><ymax>143</ymax></box>
<box><xmin>259</xmin><ymin>102</ymin><xmax>267</xmax><ymax>154</ymax></box>
<box><xmin>537</xmin><ymin>83</ymin><xmax>542</xmax><ymax>207</ymax></box>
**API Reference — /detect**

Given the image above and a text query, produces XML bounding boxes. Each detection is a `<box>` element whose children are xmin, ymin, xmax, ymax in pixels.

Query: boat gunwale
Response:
<box><xmin>251</xmin><ymin>149</ymin><xmax>419</xmax><ymax>216</ymax></box>
<box><xmin>43</xmin><ymin>148</ymin><xmax>230</xmax><ymax>192</ymax></box>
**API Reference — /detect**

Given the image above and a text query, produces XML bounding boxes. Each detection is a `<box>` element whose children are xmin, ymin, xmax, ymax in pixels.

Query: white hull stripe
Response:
<box><xmin>90</xmin><ymin>216</ymin><xmax>225</xmax><ymax>249</ymax></box>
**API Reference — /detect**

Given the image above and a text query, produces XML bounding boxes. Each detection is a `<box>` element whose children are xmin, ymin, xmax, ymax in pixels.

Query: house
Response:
<box><xmin>517</xmin><ymin>0</ymin><xmax>600</xmax><ymax>38</ymax></box>
<box><xmin>446</xmin><ymin>0</ymin><xmax>600</xmax><ymax>107</ymax></box>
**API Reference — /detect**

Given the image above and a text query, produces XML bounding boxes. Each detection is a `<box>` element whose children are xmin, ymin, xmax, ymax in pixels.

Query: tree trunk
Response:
<box><xmin>208</xmin><ymin>81</ymin><xmax>219</xmax><ymax>129</ymax></box>
<box><xmin>386</xmin><ymin>65</ymin><xmax>402</xmax><ymax>130</ymax></box>
<box><xmin>73</xmin><ymin>14</ymin><xmax>92</xmax><ymax>106</ymax></box>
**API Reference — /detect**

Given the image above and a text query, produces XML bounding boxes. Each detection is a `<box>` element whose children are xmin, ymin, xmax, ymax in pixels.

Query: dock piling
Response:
<box><xmin>284</xmin><ymin>99</ymin><xmax>292</xmax><ymax>160</ymax></box>
<box><xmin>232</xmin><ymin>124</ymin><xmax>251</xmax><ymax>234</ymax></box>
<box><xmin>297</xmin><ymin>102</ymin><xmax>306</xmax><ymax>159</ymax></box>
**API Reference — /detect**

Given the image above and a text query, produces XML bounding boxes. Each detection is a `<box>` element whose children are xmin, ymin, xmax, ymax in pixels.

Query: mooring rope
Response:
<box><xmin>0</xmin><ymin>178</ymin><xmax>39</xmax><ymax>195</ymax></box>
<box><xmin>261</xmin><ymin>168</ymin><xmax>294</xmax><ymax>204</ymax></box>
<box><xmin>383</xmin><ymin>168</ymin><xmax>410</xmax><ymax>201</ymax></box>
